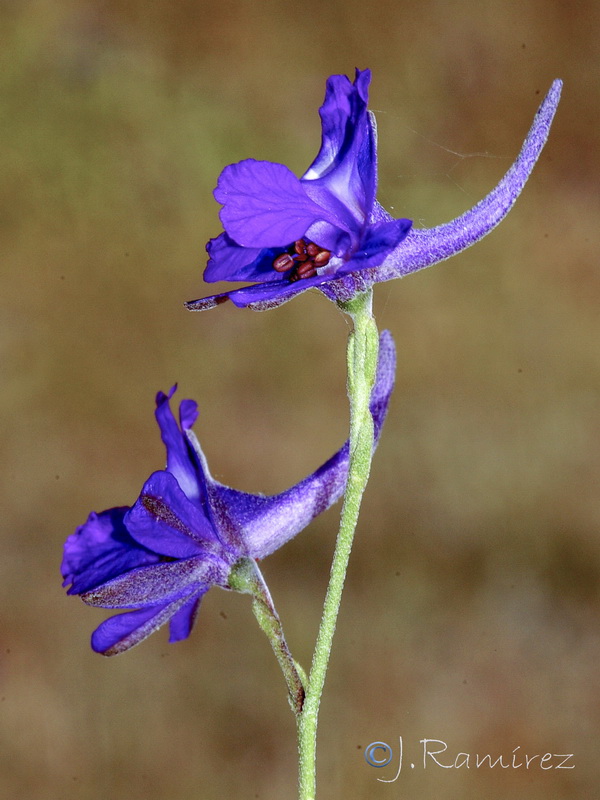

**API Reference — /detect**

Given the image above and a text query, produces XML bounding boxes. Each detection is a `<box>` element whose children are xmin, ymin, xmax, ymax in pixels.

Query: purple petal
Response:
<box><xmin>204</xmin><ymin>233</ymin><xmax>282</xmax><ymax>284</ymax></box>
<box><xmin>155</xmin><ymin>387</ymin><xmax>203</xmax><ymax>503</ymax></box>
<box><xmin>179</xmin><ymin>399</ymin><xmax>198</xmax><ymax>430</ymax></box>
<box><xmin>90</xmin><ymin>590</ymin><xmax>203</xmax><ymax>656</ymax></box>
<box><xmin>215</xmin><ymin>159</ymin><xmax>335</xmax><ymax>248</ymax></box>
<box><xmin>344</xmin><ymin>79</ymin><xmax>563</xmax><ymax>289</ymax></box>
<box><xmin>81</xmin><ymin>557</ymin><xmax>220</xmax><ymax>608</ymax></box>
<box><xmin>303</xmin><ymin>69</ymin><xmax>377</xmax><ymax>220</ymax></box>
<box><xmin>126</xmin><ymin>471</ymin><xmax>220</xmax><ymax>556</ymax></box>
<box><xmin>208</xmin><ymin>330</ymin><xmax>396</xmax><ymax>558</ymax></box>
<box><xmin>340</xmin><ymin>217</ymin><xmax>413</xmax><ymax>272</ymax></box>
<box><xmin>169</xmin><ymin>595</ymin><xmax>202</xmax><ymax>642</ymax></box>
<box><xmin>303</xmin><ymin>217</ymin><xmax>353</xmax><ymax>255</ymax></box>
<box><xmin>61</xmin><ymin>507</ymin><xmax>159</xmax><ymax>595</ymax></box>
<box><xmin>187</xmin><ymin>272</ymin><xmax>335</xmax><ymax>311</ymax></box>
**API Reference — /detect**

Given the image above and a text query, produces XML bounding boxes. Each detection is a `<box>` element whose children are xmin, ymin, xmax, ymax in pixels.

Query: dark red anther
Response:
<box><xmin>313</xmin><ymin>249</ymin><xmax>331</xmax><ymax>267</ymax></box>
<box><xmin>296</xmin><ymin>261</ymin><xmax>317</xmax><ymax>279</ymax></box>
<box><xmin>273</xmin><ymin>239</ymin><xmax>328</xmax><ymax>280</ymax></box>
<box><xmin>293</xmin><ymin>240</ymin><xmax>308</xmax><ymax>262</ymax></box>
<box><xmin>273</xmin><ymin>253</ymin><xmax>295</xmax><ymax>272</ymax></box>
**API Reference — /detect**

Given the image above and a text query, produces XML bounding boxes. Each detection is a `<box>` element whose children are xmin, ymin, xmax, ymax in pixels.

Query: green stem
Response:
<box><xmin>229</xmin><ymin>557</ymin><xmax>306</xmax><ymax>716</ymax></box>
<box><xmin>297</xmin><ymin>289</ymin><xmax>379</xmax><ymax>800</ymax></box>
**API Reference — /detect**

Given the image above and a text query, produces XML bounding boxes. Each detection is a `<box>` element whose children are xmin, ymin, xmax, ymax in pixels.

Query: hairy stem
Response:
<box><xmin>297</xmin><ymin>289</ymin><xmax>378</xmax><ymax>799</ymax></box>
<box><xmin>229</xmin><ymin>557</ymin><xmax>306</xmax><ymax>715</ymax></box>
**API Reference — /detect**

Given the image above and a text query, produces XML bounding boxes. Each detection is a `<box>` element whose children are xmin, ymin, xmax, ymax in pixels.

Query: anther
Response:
<box><xmin>292</xmin><ymin>240</ymin><xmax>308</xmax><ymax>262</ymax></box>
<box><xmin>272</xmin><ymin>239</ymin><xmax>328</xmax><ymax>281</ymax></box>
<box><xmin>273</xmin><ymin>253</ymin><xmax>295</xmax><ymax>272</ymax></box>
<box><xmin>313</xmin><ymin>249</ymin><xmax>331</xmax><ymax>267</ymax></box>
<box><xmin>296</xmin><ymin>261</ymin><xmax>318</xmax><ymax>279</ymax></box>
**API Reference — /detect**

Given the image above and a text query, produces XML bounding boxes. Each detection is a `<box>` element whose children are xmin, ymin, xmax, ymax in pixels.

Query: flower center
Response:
<box><xmin>272</xmin><ymin>239</ymin><xmax>331</xmax><ymax>281</ymax></box>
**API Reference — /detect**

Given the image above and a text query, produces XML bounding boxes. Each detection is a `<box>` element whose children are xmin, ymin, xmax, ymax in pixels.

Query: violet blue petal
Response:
<box><xmin>125</xmin><ymin>470</ymin><xmax>220</xmax><ymax>556</ymax></box>
<box><xmin>303</xmin><ymin>217</ymin><xmax>354</xmax><ymax>257</ymax></box>
<box><xmin>206</xmin><ymin>330</ymin><xmax>395</xmax><ymax>559</ymax></box>
<box><xmin>215</xmin><ymin>159</ymin><xmax>337</xmax><ymax>248</ymax></box>
<box><xmin>304</xmin><ymin>69</ymin><xmax>376</xmax><ymax>218</ymax></box>
<box><xmin>340</xmin><ymin>217</ymin><xmax>413</xmax><ymax>271</ymax></box>
<box><xmin>169</xmin><ymin>595</ymin><xmax>202</xmax><ymax>643</ymax></box>
<box><xmin>81</xmin><ymin>557</ymin><xmax>220</xmax><ymax>608</ymax></box>
<box><xmin>155</xmin><ymin>386</ymin><xmax>202</xmax><ymax>503</ymax></box>
<box><xmin>62</xmin><ymin>507</ymin><xmax>159</xmax><ymax>595</ymax></box>
<box><xmin>179</xmin><ymin>398</ymin><xmax>198</xmax><ymax>430</ymax></box>
<box><xmin>204</xmin><ymin>233</ymin><xmax>282</xmax><ymax>284</ymax></box>
<box><xmin>187</xmin><ymin>271</ymin><xmax>337</xmax><ymax>311</ymax></box>
<box><xmin>90</xmin><ymin>590</ymin><xmax>203</xmax><ymax>656</ymax></box>
<box><xmin>305</xmin><ymin>70</ymin><xmax>370</xmax><ymax>179</ymax></box>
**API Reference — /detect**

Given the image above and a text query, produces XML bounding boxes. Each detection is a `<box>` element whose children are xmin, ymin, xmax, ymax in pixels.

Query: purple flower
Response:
<box><xmin>62</xmin><ymin>331</ymin><xmax>396</xmax><ymax>655</ymax></box>
<box><xmin>186</xmin><ymin>70</ymin><xmax>561</xmax><ymax>312</ymax></box>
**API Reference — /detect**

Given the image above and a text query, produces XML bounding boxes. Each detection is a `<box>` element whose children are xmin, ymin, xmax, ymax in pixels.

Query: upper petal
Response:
<box><xmin>61</xmin><ymin>507</ymin><xmax>160</xmax><ymax>595</ymax></box>
<box><xmin>155</xmin><ymin>386</ymin><xmax>204</xmax><ymax>503</ymax></box>
<box><xmin>215</xmin><ymin>159</ymin><xmax>336</xmax><ymax>248</ymax></box>
<box><xmin>303</xmin><ymin>69</ymin><xmax>377</xmax><ymax>225</ymax></box>
<box><xmin>125</xmin><ymin>470</ymin><xmax>221</xmax><ymax>556</ymax></box>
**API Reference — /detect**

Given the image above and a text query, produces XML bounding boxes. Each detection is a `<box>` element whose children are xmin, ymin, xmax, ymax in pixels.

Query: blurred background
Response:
<box><xmin>2</xmin><ymin>0</ymin><xmax>599</xmax><ymax>797</ymax></box>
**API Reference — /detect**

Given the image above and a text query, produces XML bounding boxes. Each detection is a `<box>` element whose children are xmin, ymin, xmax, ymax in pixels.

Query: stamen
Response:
<box><xmin>296</xmin><ymin>261</ymin><xmax>318</xmax><ymax>278</ymax></box>
<box><xmin>313</xmin><ymin>249</ymin><xmax>331</xmax><ymax>267</ymax></box>
<box><xmin>290</xmin><ymin>266</ymin><xmax>317</xmax><ymax>282</ymax></box>
<box><xmin>273</xmin><ymin>253</ymin><xmax>295</xmax><ymax>272</ymax></box>
<box><xmin>272</xmin><ymin>238</ymin><xmax>328</xmax><ymax>281</ymax></box>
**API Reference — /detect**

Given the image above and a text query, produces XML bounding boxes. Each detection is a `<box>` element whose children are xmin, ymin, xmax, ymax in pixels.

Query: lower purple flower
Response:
<box><xmin>62</xmin><ymin>331</ymin><xmax>396</xmax><ymax>655</ymax></box>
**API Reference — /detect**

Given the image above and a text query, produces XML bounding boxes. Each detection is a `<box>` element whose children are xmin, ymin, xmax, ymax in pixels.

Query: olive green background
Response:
<box><xmin>2</xmin><ymin>0</ymin><xmax>599</xmax><ymax>798</ymax></box>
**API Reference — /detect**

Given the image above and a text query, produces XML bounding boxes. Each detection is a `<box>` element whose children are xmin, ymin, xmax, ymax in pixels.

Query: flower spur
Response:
<box><xmin>186</xmin><ymin>70</ymin><xmax>562</xmax><ymax>312</ymax></box>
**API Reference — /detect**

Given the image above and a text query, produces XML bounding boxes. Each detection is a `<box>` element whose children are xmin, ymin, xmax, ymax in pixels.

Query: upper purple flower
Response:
<box><xmin>62</xmin><ymin>331</ymin><xmax>396</xmax><ymax>655</ymax></box>
<box><xmin>186</xmin><ymin>70</ymin><xmax>562</xmax><ymax>312</ymax></box>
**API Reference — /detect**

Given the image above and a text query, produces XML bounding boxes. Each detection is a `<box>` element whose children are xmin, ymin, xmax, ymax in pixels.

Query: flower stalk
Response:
<box><xmin>297</xmin><ymin>288</ymin><xmax>379</xmax><ymax>800</ymax></box>
<box><xmin>229</xmin><ymin>557</ymin><xmax>306</xmax><ymax>715</ymax></box>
